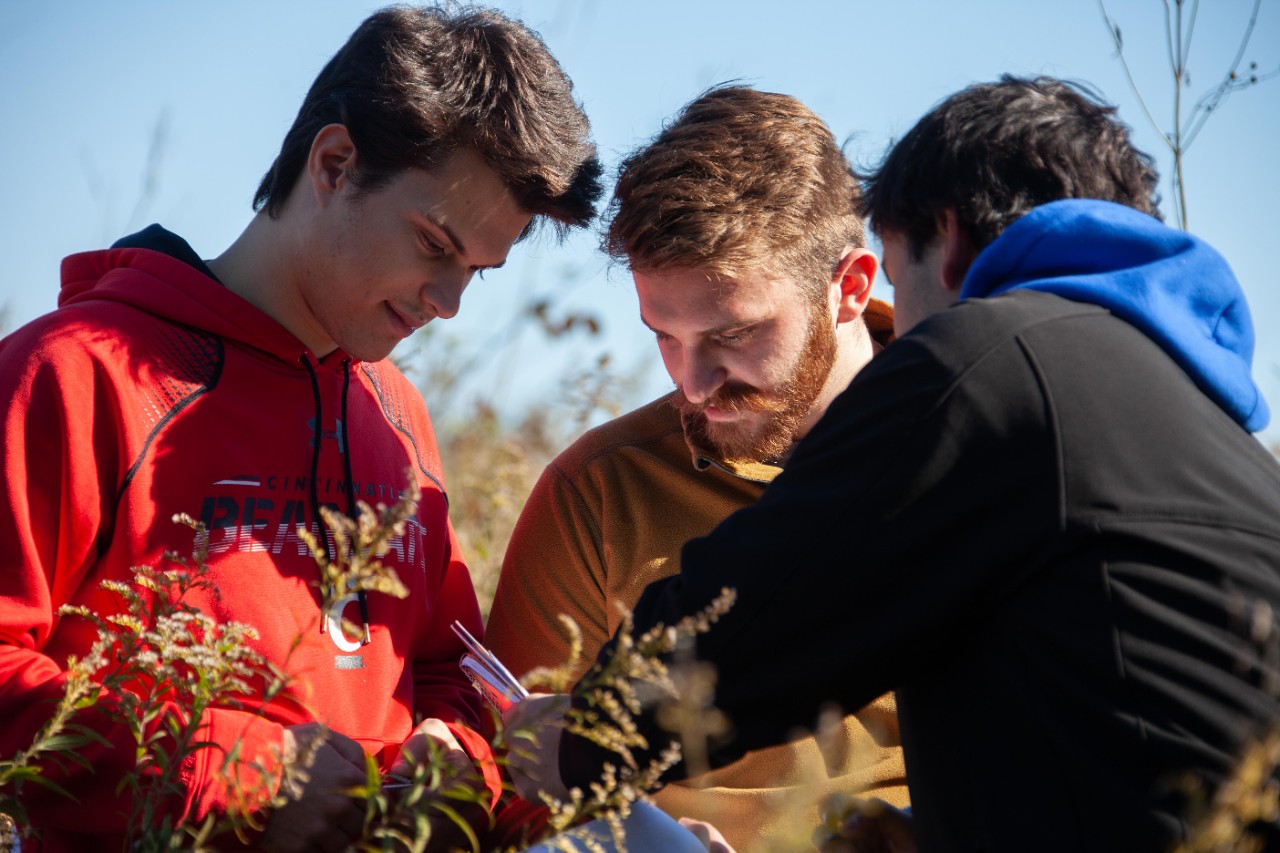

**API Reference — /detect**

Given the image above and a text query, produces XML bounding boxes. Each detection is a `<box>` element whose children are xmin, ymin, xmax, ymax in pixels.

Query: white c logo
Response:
<box><xmin>327</xmin><ymin>592</ymin><xmax>363</xmax><ymax>653</ymax></box>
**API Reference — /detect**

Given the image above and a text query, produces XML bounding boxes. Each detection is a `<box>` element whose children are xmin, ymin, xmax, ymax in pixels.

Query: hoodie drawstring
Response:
<box><xmin>303</xmin><ymin>355</ymin><xmax>371</xmax><ymax>646</ymax></box>
<box><xmin>302</xmin><ymin>355</ymin><xmax>330</xmax><ymax>631</ymax></box>
<box><xmin>341</xmin><ymin>360</ymin><xmax>371</xmax><ymax>645</ymax></box>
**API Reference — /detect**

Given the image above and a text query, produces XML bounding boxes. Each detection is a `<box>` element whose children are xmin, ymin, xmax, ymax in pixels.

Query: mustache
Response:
<box><xmin>673</xmin><ymin>382</ymin><xmax>788</xmax><ymax>416</ymax></box>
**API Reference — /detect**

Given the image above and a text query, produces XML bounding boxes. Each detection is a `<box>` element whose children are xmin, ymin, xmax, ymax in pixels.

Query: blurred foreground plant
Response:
<box><xmin>0</xmin><ymin>491</ymin><xmax>486</xmax><ymax>852</ymax></box>
<box><xmin>0</xmin><ymin>514</ymin><xmax>294</xmax><ymax>850</ymax></box>
<box><xmin>11</xmin><ymin>443</ymin><xmax>1274</xmax><ymax>851</ymax></box>
<box><xmin>505</xmin><ymin>591</ymin><xmax>736</xmax><ymax>853</ymax></box>
<box><xmin>300</xmin><ymin>480</ymin><xmax>417</xmax><ymax>640</ymax></box>
<box><xmin>0</xmin><ymin>489</ymin><xmax>741</xmax><ymax>852</ymax></box>
<box><xmin>1173</xmin><ymin>725</ymin><xmax>1280</xmax><ymax>853</ymax></box>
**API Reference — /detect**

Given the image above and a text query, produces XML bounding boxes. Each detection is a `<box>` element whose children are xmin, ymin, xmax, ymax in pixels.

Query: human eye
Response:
<box><xmin>714</xmin><ymin>326</ymin><xmax>755</xmax><ymax>346</ymax></box>
<box><xmin>418</xmin><ymin>229</ymin><xmax>446</xmax><ymax>257</ymax></box>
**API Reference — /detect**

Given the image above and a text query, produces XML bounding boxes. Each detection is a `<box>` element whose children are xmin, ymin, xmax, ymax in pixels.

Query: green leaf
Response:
<box><xmin>37</xmin><ymin>733</ymin><xmax>98</xmax><ymax>753</ymax></box>
<box><xmin>50</xmin><ymin>749</ymin><xmax>96</xmax><ymax>773</ymax></box>
<box><xmin>67</xmin><ymin>723</ymin><xmax>113</xmax><ymax>748</ymax></box>
<box><xmin>22</xmin><ymin>775</ymin><xmax>79</xmax><ymax>802</ymax></box>
<box><xmin>427</xmin><ymin>801</ymin><xmax>480</xmax><ymax>853</ymax></box>
<box><xmin>410</xmin><ymin>812</ymin><xmax>432</xmax><ymax>853</ymax></box>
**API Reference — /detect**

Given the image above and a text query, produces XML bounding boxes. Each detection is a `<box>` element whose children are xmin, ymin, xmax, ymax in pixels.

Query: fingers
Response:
<box><xmin>382</xmin><ymin>719</ymin><xmax>492</xmax><ymax>849</ymax></box>
<box><xmin>261</xmin><ymin>785</ymin><xmax>365</xmax><ymax>853</ymax></box>
<box><xmin>505</xmin><ymin>755</ymin><xmax>542</xmax><ymax>804</ymax></box>
<box><xmin>503</xmin><ymin>694</ymin><xmax>571</xmax><ymax>803</ymax></box>
<box><xmin>324</xmin><ymin>729</ymin><xmax>369</xmax><ymax>769</ymax></box>
<box><xmin>391</xmin><ymin>717</ymin><xmax>477</xmax><ymax>781</ymax></box>
<box><xmin>281</xmin><ymin>722</ymin><xmax>366</xmax><ymax>771</ymax></box>
<box><xmin>262</xmin><ymin>728</ymin><xmax>370</xmax><ymax>853</ymax></box>
<box><xmin>501</xmin><ymin>691</ymin><xmax>567</xmax><ymax>731</ymax></box>
<box><xmin>415</xmin><ymin>717</ymin><xmax>461</xmax><ymax>749</ymax></box>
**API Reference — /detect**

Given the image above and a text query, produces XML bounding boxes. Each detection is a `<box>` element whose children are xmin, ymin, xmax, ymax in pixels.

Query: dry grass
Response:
<box><xmin>399</xmin><ymin>315</ymin><xmax>650</xmax><ymax>619</ymax></box>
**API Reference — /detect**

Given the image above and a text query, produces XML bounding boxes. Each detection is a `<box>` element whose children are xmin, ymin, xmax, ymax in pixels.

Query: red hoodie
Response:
<box><xmin>0</xmin><ymin>229</ymin><xmax>498</xmax><ymax>849</ymax></box>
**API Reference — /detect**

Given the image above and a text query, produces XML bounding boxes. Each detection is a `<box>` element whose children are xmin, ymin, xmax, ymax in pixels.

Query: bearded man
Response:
<box><xmin>485</xmin><ymin>86</ymin><xmax>907</xmax><ymax>853</ymax></box>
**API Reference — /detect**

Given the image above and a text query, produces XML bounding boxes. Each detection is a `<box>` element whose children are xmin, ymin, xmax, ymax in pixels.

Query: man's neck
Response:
<box><xmin>208</xmin><ymin>213</ymin><xmax>331</xmax><ymax>355</ymax></box>
<box><xmin>208</xmin><ymin>213</ymin><xmax>282</xmax><ymax>311</ymax></box>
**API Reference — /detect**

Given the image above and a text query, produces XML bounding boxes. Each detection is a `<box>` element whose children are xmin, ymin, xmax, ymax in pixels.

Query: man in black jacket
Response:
<box><xmin>506</xmin><ymin>76</ymin><xmax>1280</xmax><ymax>853</ymax></box>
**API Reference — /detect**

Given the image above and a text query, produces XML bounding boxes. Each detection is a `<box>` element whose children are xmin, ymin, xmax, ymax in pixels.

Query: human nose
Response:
<box><xmin>676</xmin><ymin>345</ymin><xmax>726</xmax><ymax>405</ymax></box>
<box><xmin>421</xmin><ymin>268</ymin><xmax>472</xmax><ymax>321</ymax></box>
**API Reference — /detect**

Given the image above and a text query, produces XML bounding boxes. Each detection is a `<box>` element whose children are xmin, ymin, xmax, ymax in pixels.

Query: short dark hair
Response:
<box><xmin>254</xmin><ymin>4</ymin><xmax>602</xmax><ymax>234</ymax></box>
<box><xmin>603</xmin><ymin>86</ymin><xmax>864</xmax><ymax>297</ymax></box>
<box><xmin>860</xmin><ymin>75</ymin><xmax>1160</xmax><ymax>257</ymax></box>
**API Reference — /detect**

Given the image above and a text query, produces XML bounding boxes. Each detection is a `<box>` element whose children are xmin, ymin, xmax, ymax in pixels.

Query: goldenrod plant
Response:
<box><xmin>0</xmin><ymin>514</ymin><xmax>295</xmax><ymax>850</ymax></box>
<box><xmin>5</xmin><ymin>477</ymin><xmax>1279</xmax><ymax>851</ymax></box>
<box><xmin>297</xmin><ymin>481</ymin><xmax>417</xmax><ymax>630</ymax></box>
<box><xmin>0</xmin><ymin>491</ymin><xmax>734</xmax><ymax>853</ymax></box>
<box><xmin>506</xmin><ymin>592</ymin><xmax>736</xmax><ymax>853</ymax></box>
<box><xmin>1171</xmin><ymin>726</ymin><xmax>1280</xmax><ymax>853</ymax></box>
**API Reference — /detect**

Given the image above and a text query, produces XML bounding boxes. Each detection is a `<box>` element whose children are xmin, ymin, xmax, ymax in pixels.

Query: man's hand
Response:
<box><xmin>502</xmin><ymin>693</ymin><xmax>570</xmax><ymax>803</ymax></box>
<box><xmin>390</xmin><ymin>718</ymin><xmax>477</xmax><ymax>783</ymax></box>
<box><xmin>261</xmin><ymin>723</ymin><xmax>368</xmax><ymax>853</ymax></box>
<box><xmin>391</xmin><ymin>718</ymin><xmax>492</xmax><ymax>852</ymax></box>
<box><xmin>813</xmin><ymin>795</ymin><xmax>917</xmax><ymax>853</ymax></box>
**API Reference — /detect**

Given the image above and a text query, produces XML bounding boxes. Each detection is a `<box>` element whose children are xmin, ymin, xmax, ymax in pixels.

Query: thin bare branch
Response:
<box><xmin>1097</xmin><ymin>0</ymin><xmax>1173</xmax><ymax>151</ymax></box>
<box><xmin>1182</xmin><ymin>0</ymin><xmax>1264</xmax><ymax>148</ymax></box>
<box><xmin>1163</xmin><ymin>0</ymin><xmax>1178</xmax><ymax>83</ymax></box>
<box><xmin>1224</xmin><ymin>0</ymin><xmax>1262</xmax><ymax>80</ymax></box>
<box><xmin>1182</xmin><ymin>0</ymin><xmax>1201</xmax><ymax>81</ymax></box>
<box><xmin>1100</xmin><ymin>0</ymin><xmax>1274</xmax><ymax>230</ymax></box>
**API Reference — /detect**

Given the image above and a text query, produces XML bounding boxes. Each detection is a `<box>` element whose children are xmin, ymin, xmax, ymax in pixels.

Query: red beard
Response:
<box><xmin>676</xmin><ymin>302</ymin><xmax>837</xmax><ymax>462</ymax></box>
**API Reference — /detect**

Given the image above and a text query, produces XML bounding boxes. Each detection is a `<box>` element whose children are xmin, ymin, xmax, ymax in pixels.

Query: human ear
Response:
<box><xmin>831</xmin><ymin>246</ymin><xmax>879</xmax><ymax>323</ymax></box>
<box><xmin>307</xmin><ymin>123</ymin><xmax>359</xmax><ymax>208</ymax></box>
<box><xmin>938</xmin><ymin>209</ymin><xmax>977</xmax><ymax>291</ymax></box>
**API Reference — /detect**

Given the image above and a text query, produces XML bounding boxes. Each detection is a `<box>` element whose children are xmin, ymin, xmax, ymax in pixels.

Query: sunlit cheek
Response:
<box><xmin>742</xmin><ymin>344</ymin><xmax>788</xmax><ymax>391</ymax></box>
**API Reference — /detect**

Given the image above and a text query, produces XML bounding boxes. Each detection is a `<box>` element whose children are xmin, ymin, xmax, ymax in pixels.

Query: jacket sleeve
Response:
<box><xmin>559</xmin><ymin>333</ymin><xmax>1058</xmax><ymax>788</ymax></box>
<box><xmin>409</xmin><ymin>513</ymin><xmax>504</xmax><ymax>806</ymax></box>
<box><xmin>0</xmin><ymin>330</ymin><xmax>291</xmax><ymax>829</ymax></box>
<box><xmin>485</xmin><ymin>461</ymin><xmax>611</xmax><ymax>684</ymax></box>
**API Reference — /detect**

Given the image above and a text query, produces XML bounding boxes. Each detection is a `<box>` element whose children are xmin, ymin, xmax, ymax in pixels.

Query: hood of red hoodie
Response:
<box><xmin>59</xmin><ymin>240</ymin><xmax>355</xmax><ymax>371</ymax></box>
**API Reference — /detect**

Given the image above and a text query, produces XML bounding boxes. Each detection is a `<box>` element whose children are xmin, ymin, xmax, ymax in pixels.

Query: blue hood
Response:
<box><xmin>959</xmin><ymin>200</ymin><xmax>1269</xmax><ymax>432</ymax></box>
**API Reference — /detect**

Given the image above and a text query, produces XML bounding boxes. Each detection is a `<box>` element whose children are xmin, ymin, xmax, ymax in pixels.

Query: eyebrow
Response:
<box><xmin>421</xmin><ymin>212</ymin><xmax>507</xmax><ymax>271</ymax></box>
<box><xmin>639</xmin><ymin>314</ymin><xmax>760</xmax><ymax>338</ymax></box>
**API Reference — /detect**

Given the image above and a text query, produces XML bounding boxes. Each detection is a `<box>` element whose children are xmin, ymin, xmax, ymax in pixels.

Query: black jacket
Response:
<box><xmin>561</xmin><ymin>285</ymin><xmax>1280</xmax><ymax>852</ymax></box>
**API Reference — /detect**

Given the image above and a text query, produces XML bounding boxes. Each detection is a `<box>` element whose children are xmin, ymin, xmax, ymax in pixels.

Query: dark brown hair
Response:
<box><xmin>860</xmin><ymin>75</ymin><xmax>1160</xmax><ymax>257</ymax></box>
<box><xmin>254</xmin><ymin>4</ymin><xmax>602</xmax><ymax>234</ymax></box>
<box><xmin>604</xmin><ymin>86</ymin><xmax>864</xmax><ymax>295</ymax></box>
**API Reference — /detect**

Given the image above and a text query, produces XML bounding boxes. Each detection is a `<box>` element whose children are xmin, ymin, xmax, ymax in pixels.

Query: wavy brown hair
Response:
<box><xmin>254</xmin><ymin>4</ymin><xmax>602</xmax><ymax>235</ymax></box>
<box><xmin>604</xmin><ymin>86</ymin><xmax>864</xmax><ymax>297</ymax></box>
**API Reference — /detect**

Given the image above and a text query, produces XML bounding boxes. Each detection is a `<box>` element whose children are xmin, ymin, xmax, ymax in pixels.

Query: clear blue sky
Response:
<box><xmin>2</xmin><ymin>0</ymin><xmax>1277</xmax><ymax>444</ymax></box>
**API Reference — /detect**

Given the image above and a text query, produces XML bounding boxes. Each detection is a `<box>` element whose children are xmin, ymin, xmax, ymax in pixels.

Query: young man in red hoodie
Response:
<box><xmin>0</xmin><ymin>6</ymin><xmax>600</xmax><ymax>851</ymax></box>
